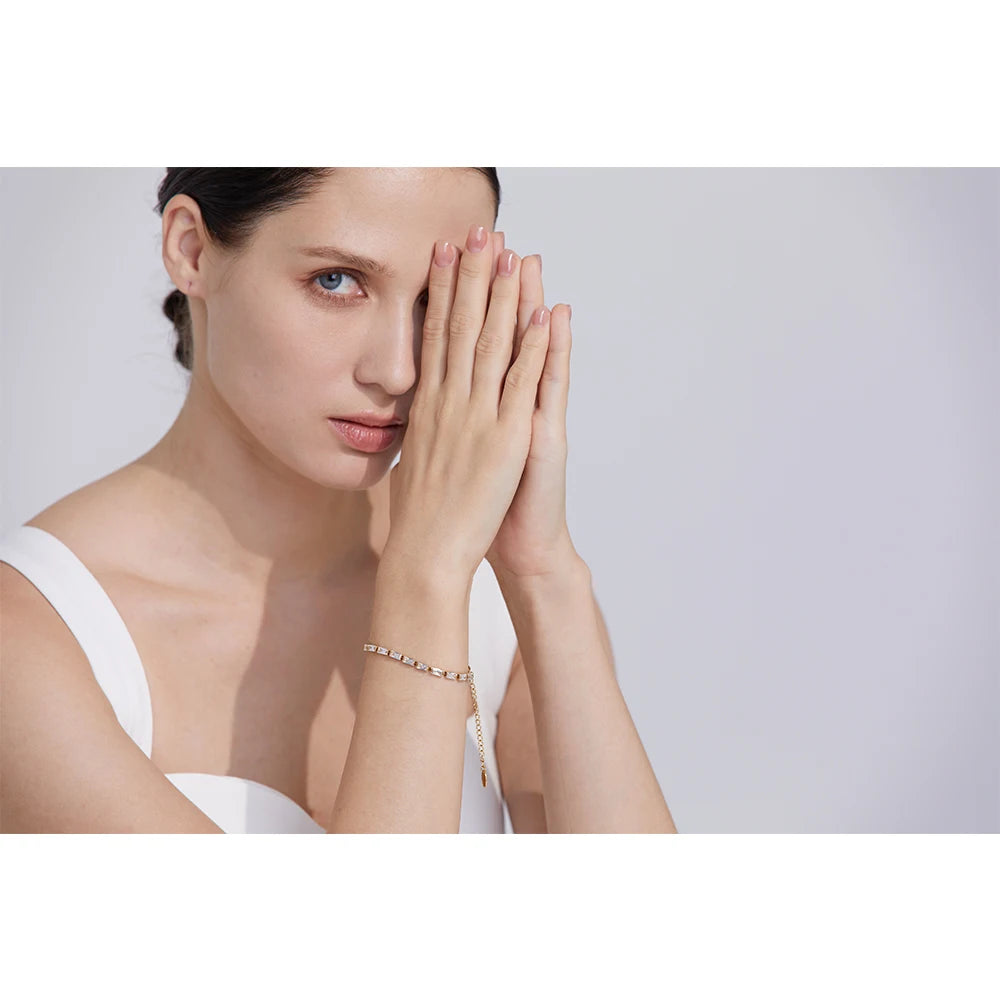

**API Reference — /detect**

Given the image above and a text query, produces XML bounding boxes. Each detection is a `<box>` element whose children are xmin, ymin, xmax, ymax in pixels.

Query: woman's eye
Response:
<box><xmin>313</xmin><ymin>270</ymin><xmax>363</xmax><ymax>299</ymax></box>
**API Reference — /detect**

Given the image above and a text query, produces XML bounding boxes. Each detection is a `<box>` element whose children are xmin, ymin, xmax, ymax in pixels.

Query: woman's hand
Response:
<box><xmin>484</xmin><ymin>233</ymin><xmax>578</xmax><ymax>581</ymax></box>
<box><xmin>382</xmin><ymin>225</ymin><xmax>552</xmax><ymax>587</ymax></box>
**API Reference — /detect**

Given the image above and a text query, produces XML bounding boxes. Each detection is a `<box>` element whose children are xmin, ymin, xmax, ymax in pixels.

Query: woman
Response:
<box><xmin>0</xmin><ymin>168</ymin><xmax>676</xmax><ymax>833</ymax></box>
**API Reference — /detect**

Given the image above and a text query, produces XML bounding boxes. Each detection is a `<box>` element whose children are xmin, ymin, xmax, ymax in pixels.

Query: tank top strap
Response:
<box><xmin>0</xmin><ymin>524</ymin><xmax>153</xmax><ymax>757</ymax></box>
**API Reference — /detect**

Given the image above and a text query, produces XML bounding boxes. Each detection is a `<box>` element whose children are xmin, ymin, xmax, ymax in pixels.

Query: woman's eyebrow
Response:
<box><xmin>297</xmin><ymin>244</ymin><xmax>394</xmax><ymax>277</ymax></box>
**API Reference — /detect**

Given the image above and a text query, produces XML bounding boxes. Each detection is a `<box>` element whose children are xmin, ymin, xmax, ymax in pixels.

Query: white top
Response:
<box><xmin>0</xmin><ymin>524</ymin><xmax>518</xmax><ymax>834</ymax></box>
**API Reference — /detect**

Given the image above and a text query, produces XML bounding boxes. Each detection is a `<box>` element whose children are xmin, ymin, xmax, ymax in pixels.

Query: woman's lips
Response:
<box><xmin>328</xmin><ymin>418</ymin><xmax>401</xmax><ymax>453</ymax></box>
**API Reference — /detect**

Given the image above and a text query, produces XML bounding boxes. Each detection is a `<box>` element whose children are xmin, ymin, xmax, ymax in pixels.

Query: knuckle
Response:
<box><xmin>427</xmin><ymin>271</ymin><xmax>450</xmax><ymax>295</ymax></box>
<box><xmin>491</xmin><ymin>277</ymin><xmax>519</xmax><ymax>302</ymax></box>
<box><xmin>474</xmin><ymin>328</ymin><xmax>504</xmax><ymax>356</ymax></box>
<box><xmin>505</xmin><ymin>364</ymin><xmax>529</xmax><ymax>391</ymax></box>
<box><xmin>486</xmin><ymin>292</ymin><xmax>517</xmax><ymax>323</ymax></box>
<box><xmin>421</xmin><ymin>314</ymin><xmax>446</xmax><ymax>341</ymax></box>
<box><xmin>449</xmin><ymin>308</ymin><xmax>481</xmax><ymax>338</ymax></box>
<box><xmin>458</xmin><ymin>254</ymin><xmax>483</xmax><ymax>281</ymax></box>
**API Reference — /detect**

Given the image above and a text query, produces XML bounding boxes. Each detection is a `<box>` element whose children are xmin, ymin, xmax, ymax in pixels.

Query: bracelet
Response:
<box><xmin>362</xmin><ymin>642</ymin><xmax>488</xmax><ymax>789</ymax></box>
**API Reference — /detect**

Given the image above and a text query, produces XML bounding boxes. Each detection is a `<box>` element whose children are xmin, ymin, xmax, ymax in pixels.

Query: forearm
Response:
<box><xmin>496</xmin><ymin>555</ymin><xmax>677</xmax><ymax>833</ymax></box>
<box><xmin>328</xmin><ymin>561</ymin><xmax>474</xmax><ymax>834</ymax></box>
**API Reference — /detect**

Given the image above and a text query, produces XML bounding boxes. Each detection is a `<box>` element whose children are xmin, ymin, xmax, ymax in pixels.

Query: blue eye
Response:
<box><xmin>314</xmin><ymin>270</ymin><xmax>362</xmax><ymax>298</ymax></box>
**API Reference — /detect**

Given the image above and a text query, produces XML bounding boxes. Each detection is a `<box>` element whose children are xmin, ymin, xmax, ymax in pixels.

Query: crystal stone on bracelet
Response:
<box><xmin>363</xmin><ymin>643</ymin><xmax>469</xmax><ymax>681</ymax></box>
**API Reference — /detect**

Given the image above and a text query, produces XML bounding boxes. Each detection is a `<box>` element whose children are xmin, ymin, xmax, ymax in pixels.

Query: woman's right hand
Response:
<box><xmin>382</xmin><ymin>223</ymin><xmax>551</xmax><ymax>586</ymax></box>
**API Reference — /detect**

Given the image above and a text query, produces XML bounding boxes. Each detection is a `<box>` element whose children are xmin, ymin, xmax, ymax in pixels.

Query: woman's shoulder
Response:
<box><xmin>21</xmin><ymin>463</ymin><xmax>155</xmax><ymax>580</ymax></box>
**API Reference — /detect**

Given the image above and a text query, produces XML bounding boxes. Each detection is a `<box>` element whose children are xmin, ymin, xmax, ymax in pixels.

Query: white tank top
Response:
<box><xmin>0</xmin><ymin>525</ymin><xmax>517</xmax><ymax>834</ymax></box>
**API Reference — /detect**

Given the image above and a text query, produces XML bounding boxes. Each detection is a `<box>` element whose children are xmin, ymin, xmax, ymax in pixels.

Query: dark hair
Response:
<box><xmin>156</xmin><ymin>168</ymin><xmax>502</xmax><ymax>372</ymax></box>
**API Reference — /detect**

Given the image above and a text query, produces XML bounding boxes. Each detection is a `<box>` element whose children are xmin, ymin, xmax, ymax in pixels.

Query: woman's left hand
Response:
<box><xmin>484</xmin><ymin>233</ymin><xmax>578</xmax><ymax>581</ymax></box>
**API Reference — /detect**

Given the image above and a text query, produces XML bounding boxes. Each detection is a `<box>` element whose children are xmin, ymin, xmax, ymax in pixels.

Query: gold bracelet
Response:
<box><xmin>362</xmin><ymin>642</ymin><xmax>488</xmax><ymax>789</ymax></box>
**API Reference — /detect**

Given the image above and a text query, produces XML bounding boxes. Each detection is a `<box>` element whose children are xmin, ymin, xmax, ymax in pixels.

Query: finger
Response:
<box><xmin>514</xmin><ymin>254</ymin><xmax>544</xmax><ymax>364</ymax></box>
<box><xmin>492</xmin><ymin>232</ymin><xmax>514</xmax><ymax>372</ymax></box>
<box><xmin>470</xmin><ymin>247</ymin><xmax>522</xmax><ymax>407</ymax></box>
<box><xmin>489</xmin><ymin>231</ymin><xmax>505</xmax><ymax>282</ymax></box>
<box><xmin>445</xmin><ymin>223</ymin><xmax>494</xmax><ymax>399</ymax></box>
<box><xmin>499</xmin><ymin>305</ymin><xmax>551</xmax><ymax>425</ymax></box>
<box><xmin>537</xmin><ymin>303</ymin><xmax>572</xmax><ymax>428</ymax></box>
<box><xmin>419</xmin><ymin>239</ymin><xmax>459</xmax><ymax>392</ymax></box>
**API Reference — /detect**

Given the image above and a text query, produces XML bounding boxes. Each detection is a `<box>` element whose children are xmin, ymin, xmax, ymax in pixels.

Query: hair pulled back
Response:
<box><xmin>155</xmin><ymin>168</ymin><xmax>501</xmax><ymax>372</ymax></box>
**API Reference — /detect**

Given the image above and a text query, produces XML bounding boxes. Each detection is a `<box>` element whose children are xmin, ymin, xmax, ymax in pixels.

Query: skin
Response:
<box><xmin>147</xmin><ymin>168</ymin><xmax>558</xmax><ymax>830</ymax></box>
<box><xmin>2</xmin><ymin>167</ymin><xmax>677</xmax><ymax>833</ymax></box>
<box><xmin>145</xmin><ymin>168</ymin><xmax>519</xmax><ymax>595</ymax></box>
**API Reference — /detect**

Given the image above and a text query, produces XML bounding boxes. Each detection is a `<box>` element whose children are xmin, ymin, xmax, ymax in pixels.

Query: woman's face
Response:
<box><xmin>189</xmin><ymin>168</ymin><xmax>496</xmax><ymax>489</ymax></box>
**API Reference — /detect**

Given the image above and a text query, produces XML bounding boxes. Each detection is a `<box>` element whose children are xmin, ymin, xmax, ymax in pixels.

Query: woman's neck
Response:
<box><xmin>130</xmin><ymin>396</ymin><xmax>392</xmax><ymax>597</ymax></box>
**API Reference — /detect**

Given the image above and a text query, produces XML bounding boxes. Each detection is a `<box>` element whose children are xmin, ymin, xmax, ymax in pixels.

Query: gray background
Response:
<box><xmin>2</xmin><ymin>168</ymin><xmax>997</xmax><ymax>833</ymax></box>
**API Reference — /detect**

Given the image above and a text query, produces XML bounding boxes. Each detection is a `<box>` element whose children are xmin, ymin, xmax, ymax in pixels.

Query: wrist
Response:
<box><xmin>493</xmin><ymin>553</ymin><xmax>592</xmax><ymax>613</ymax></box>
<box><xmin>376</xmin><ymin>547</ymin><xmax>474</xmax><ymax>603</ymax></box>
<box><xmin>492</xmin><ymin>553</ymin><xmax>595</xmax><ymax>671</ymax></box>
<box><xmin>491</xmin><ymin>540</ymin><xmax>591</xmax><ymax>595</ymax></box>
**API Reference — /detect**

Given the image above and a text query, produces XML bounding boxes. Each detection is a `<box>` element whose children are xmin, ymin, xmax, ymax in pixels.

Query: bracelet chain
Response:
<box><xmin>362</xmin><ymin>642</ymin><xmax>489</xmax><ymax>789</ymax></box>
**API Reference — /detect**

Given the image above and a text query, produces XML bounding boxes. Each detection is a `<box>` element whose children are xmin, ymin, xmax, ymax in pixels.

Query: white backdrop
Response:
<box><xmin>2</xmin><ymin>167</ymin><xmax>997</xmax><ymax>832</ymax></box>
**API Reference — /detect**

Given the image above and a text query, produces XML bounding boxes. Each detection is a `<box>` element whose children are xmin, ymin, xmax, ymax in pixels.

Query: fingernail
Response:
<box><xmin>499</xmin><ymin>249</ymin><xmax>517</xmax><ymax>276</ymax></box>
<box><xmin>467</xmin><ymin>225</ymin><xmax>487</xmax><ymax>252</ymax></box>
<box><xmin>532</xmin><ymin>306</ymin><xmax>550</xmax><ymax>325</ymax></box>
<box><xmin>434</xmin><ymin>241</ymin><xmax>456</xmax><ymax>267</ymax></box>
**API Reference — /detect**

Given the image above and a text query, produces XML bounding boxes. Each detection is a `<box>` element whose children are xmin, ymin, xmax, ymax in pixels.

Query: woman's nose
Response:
<box><xmin>355</xmin><ymin>304</ymin><xmax>421</xmax><ymax>397</ymax></box>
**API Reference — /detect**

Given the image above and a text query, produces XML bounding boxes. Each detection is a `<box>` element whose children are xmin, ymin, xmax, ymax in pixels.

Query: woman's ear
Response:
<box><xmin>161</xmin><ymin>194</ymin><xmax>207</xmax><ymax>297</ymax></box>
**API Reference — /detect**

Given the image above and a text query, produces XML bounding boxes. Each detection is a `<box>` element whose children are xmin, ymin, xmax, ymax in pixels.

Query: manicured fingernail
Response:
<box><xmin>532</xmin><ymin>306</ymin><xmax>550</xmax><ymax>325</ymax></box>
<box><xmin>434</xmin><ymin>241</ymin><xmax>456</xmax><ymax>267</ymax></box>
<box><xmin>499</xmin><ymin>249</ymin><xmax>517</xmax><ymax>276</ymax></box>
<box><xmin>467</xmin><ymin>225</ymin><xmax>487</xmax><ymax>252</ymax></box>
